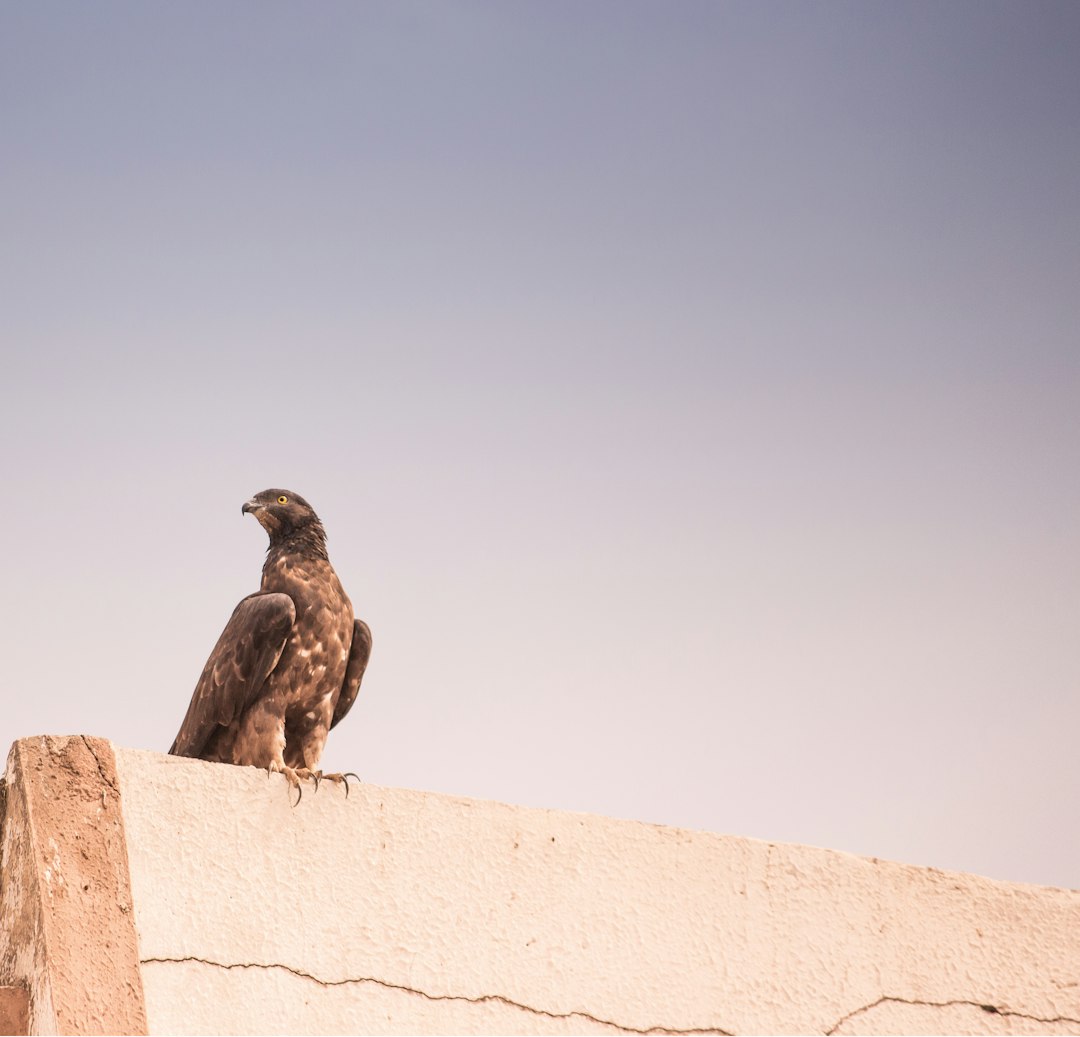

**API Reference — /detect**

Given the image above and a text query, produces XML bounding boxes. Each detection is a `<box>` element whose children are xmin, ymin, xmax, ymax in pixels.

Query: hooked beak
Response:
<box><xmin>241</xmin><ymin>499</ymin><xmax>265</xmax><ymax>516</ymax></box>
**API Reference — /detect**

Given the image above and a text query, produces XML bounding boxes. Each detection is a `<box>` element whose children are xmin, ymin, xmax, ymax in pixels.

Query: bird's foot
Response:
<box><xmin>296</xmin><ymin>769</ymin><xmax>361</xmax><ymax>797</ymax></box>
<box><xmin>266</xmin><ymin>761</ymin><xmax>307</xmax><ymax>806</ymax></box>
<box><xmin>293</xmin><ymin>767</ymin><xmax>322</xmax><ymax>792</ymax></box>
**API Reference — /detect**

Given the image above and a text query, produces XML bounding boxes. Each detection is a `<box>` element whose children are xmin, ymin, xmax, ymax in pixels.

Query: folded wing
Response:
<box><xmin>330</xmin><ymin>619</ymin><xmax>373</xmax><ymax>730</ymax></box>
<box><xmin>170</xmin><ymin>592</ymin><xmax>296</xmax><ymax>758</ymax></box>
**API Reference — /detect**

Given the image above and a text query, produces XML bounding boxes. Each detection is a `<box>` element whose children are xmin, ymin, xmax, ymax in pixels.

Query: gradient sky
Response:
<box><xmin>2</xmin><ymin>1</ymin><xmax>1078</xmax><ymax>889</ymax></box>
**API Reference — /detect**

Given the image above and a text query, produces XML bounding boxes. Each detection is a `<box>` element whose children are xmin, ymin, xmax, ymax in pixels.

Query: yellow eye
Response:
<box><xmin>277</xmin><ymin>495</ymin><xmax>288</xmax><ymax>504</ymax></box>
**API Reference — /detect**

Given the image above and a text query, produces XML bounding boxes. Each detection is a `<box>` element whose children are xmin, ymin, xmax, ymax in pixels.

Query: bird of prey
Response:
<box><xmin>170</xmin><ymin>489</ymin><xmax>372</xmax><ymax>800</ymax></box>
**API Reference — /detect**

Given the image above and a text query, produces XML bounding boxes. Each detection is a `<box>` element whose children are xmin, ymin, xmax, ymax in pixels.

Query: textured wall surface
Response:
<box><xmin>110</xmin><ymin>747</ymin><xmax>1080</xmax><ymax>1036</ymax></box>
<box><xmin>2</xmin><ymin>738</ymin><xmax>1078</xmax><ymax>1035</ymax></box>
<box><xmin>0</xmin><ymin>737</ymin><xmax>146</xmax><ymax>1035</ymax></box>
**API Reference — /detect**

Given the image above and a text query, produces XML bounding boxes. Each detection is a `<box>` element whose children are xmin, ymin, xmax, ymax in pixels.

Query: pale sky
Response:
<box><xmin>2</xmin><ymin>1</ymin><xmax>1078</xmax><ymax>889</ymax></box>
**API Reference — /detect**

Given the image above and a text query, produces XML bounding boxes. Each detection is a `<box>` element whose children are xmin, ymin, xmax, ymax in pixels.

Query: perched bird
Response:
<box><xmin>170</xmin><ymin>490</ymin><xmax>372</xmax><ymax>800</ymax></box>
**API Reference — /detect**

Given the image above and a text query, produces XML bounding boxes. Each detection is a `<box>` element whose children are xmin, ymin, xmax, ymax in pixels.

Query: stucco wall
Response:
<box><xmin>2</xmin><ymin>736</ymin><xmax>1079</xmax><ymax>1035</ymax></box>
<box><xmin>0</xmin><ymin>738</ymin><xmax>145</xmax><ymax>1035</ymax></box>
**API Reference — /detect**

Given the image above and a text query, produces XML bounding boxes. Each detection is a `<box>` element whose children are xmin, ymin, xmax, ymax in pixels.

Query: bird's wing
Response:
<box><xmin>169</xmin><ymin>592</ymin><xmax>296</xmax><ymax>758</ymax></box>
<box><xmin>330</xmin><ymin>619</ymin><xmax>372</xmax><ymax>730</ymax></box>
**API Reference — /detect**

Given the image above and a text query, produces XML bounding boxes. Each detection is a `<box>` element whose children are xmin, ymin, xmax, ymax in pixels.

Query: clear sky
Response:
<box><xmin>2</xmin><ymin>1</ymin><xmax>1078</xmax><ymax>889</ymax></box>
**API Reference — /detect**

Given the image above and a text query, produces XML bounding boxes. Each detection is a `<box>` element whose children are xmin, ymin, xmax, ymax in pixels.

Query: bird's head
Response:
<box><xmin>242</xmin><ymin>489</ymin><xmax>323</xmax><ymax>544</ymax></box>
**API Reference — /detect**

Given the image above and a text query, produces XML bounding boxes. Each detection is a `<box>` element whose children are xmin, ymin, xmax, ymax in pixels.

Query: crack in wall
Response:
<box><xmin>825</xmin><ymin>995</ymin><xmax>1080</xmax><ymax>1035</ymax></box>
<box><xmin>141</xmin><ymin>955</ymin><xmax>733</xmax><ymax>1035</ymax></box>
<box><xmin>80</xmin><ymin>737</ymin><xmax>119</xmax><ymax>794</ymax></box>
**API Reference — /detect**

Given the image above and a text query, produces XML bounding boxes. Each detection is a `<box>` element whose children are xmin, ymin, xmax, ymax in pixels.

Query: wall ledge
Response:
<box><xmin>2</xmin><ymin>736</ymin><xmax>1078</xmax><ymax>1036</ymax></box>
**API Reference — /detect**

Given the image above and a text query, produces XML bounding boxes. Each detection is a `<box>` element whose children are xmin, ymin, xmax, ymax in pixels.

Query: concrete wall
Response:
<box><xmin>1</xmin><ymin>735</ymin><xmax>1078</xmax><ymax>1035</ymax></box>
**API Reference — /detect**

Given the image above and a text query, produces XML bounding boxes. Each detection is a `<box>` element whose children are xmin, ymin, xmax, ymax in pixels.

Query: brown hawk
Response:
<box><xmin>169</xmin><ymin>490</ymin><xmax>372</xmax><ymax>799</ymax></box>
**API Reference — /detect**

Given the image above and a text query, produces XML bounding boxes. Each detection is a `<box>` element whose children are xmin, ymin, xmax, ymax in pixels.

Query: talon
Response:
<box><xmin>292</xmin><ymin>767</ymin><xmax>323</xmax><ymax>792</ymax></box>
<box><xmin>267</xmin><ymin>761</ymin><xmax>307</xmax><ymax>806</ymax></box>
<box><xmin>311</xmin><ymin>771</ymin><xmax>361</xmax><ymax>797</ymax></box>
